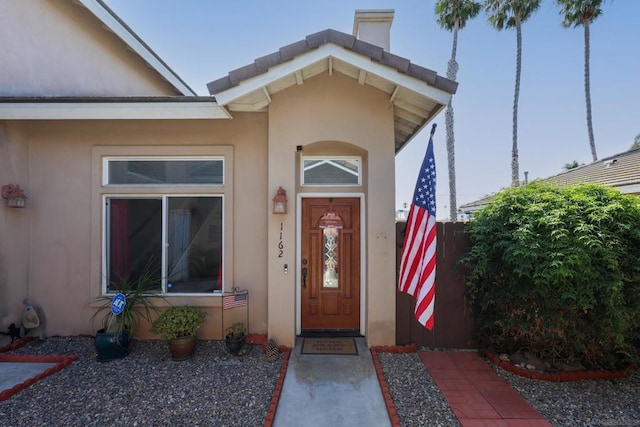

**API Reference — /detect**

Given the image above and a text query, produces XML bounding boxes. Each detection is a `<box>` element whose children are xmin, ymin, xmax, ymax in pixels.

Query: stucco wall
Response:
<box><xmin>17</xmin><ymin>115</ymin><xmax>267</xmax><ymax>338</ymax></box>
<box><xmin>267</xmin><ymin>72</ymin><xmax>397</xmax><ymax>347</ymax></box>
<box><xmin>0</xmin><ymin>123</ymin><xmax>31</xmax><ymax>331</ymax></box>
<box><xmin>0</xmin><ymin>0</ymin><xmax>178</xmax><ymax>96</ymax></box>
<box><xmin>4</xmin><ymin>72</ymin><xmax>399</xmax><ymax>346</ymax></box>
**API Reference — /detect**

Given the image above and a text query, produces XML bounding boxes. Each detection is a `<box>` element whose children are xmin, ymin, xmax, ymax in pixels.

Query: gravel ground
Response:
<box><xmin>378</xmin><ymin>349</ymin><xmax>640</xmax><ymax>427</ymax></box>
<box><xmin>377</xmin><ymin>352</ymin><xmax>459</xmax><ymax>427</ymax></box>
<box><xmin>3</xmin><ymin>338</ymin><xmax>640</xmax><ymax>426</ymax></box>
<box><xmin>496</xmin><ymin>366</ymin><xmax>640</xmax><ymax>426</ymax></box>
<box><xmin>0</xmin><ymin>337</ymin><xmax>282</xmax><ymax>426</ymax></box>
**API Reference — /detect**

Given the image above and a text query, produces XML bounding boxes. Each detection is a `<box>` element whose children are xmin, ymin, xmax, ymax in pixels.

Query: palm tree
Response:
<box><xmin>631</xmin><ymin>133</ymin><xmax>640</xmax><ymax>150</ymax></box>
<box><xmin>435</xmin><ymin>0</ymin><xmax>482</xmax><ymax>221</ymax></box>
<box><xmin>484</xmin><ymin>0</ymin><xmax>541</xmax><ymax>187</ymax></box>
<box><xmin>557</xmin><ymin>0</ymin><xmax>604</xmax><ymax>162</ymax></box>
<box><xmin>562</xmin><ymin>160</ymin><xmax>584</xmax><ymax>170</ymax></box>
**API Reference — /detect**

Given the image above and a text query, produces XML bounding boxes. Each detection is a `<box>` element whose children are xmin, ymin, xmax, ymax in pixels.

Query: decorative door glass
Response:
<box><xmin>319</xmin><ymin>210</ymin><xmax>344</xmax><ymax>289</ymax></box>
<box><xmin>322</xmin><ymin>227</ymin><xmax>339</xmax><ymax>288</ymax></box>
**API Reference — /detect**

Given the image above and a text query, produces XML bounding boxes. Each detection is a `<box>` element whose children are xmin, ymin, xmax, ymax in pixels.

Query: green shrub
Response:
<box><xmin>150</xmin><ymin>306</ymin><xmax>207</xmax><ymax>340</ymax></box>
<box><xmin>463</xmin><ymin>182</ymin><xmax>640</xmax><ymax>369</ymax></box>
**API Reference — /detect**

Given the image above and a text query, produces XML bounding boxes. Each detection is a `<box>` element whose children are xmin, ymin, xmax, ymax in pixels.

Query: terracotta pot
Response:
<box><xmin>169</xmin><ymin>335</ymin><xmax>197</xmax><ymax>361</ymax></box>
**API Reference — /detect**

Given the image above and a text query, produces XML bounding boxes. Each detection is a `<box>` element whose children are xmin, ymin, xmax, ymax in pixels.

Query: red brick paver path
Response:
<box><xmin>419</xmin><ymin>352</ymin><xmax>551</xmax><ymax>427</ymax></box>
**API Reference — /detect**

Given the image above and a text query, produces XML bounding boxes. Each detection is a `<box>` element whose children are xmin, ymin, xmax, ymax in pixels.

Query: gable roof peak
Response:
<box><xmin>77</xmin><ymin>0</ymin><xmax>196</xmax><ymax>96</ymax></box>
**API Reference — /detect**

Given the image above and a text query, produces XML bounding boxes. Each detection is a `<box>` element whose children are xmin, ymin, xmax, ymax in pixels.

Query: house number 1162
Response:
<box><xmin>278</xmin><ymin>222</ymin><xmax>284</xmax><ymax>258</ymax></box>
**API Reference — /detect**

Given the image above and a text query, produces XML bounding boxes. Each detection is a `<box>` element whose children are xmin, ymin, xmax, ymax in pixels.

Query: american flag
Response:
<box><xmin>223</xmin><ymin>293</ymin><xmax>247</xmax><ymax>310</ymax></box>
<box><xmin>398</xmin><ymin>124</ymin><xmax>437</xmax><ymax>330</ymax></box>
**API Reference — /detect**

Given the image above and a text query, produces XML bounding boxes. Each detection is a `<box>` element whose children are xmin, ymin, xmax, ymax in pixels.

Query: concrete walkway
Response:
<box><xmin>0</xmin><ymin>362</ymin><xmax>57</xmax><ymax>392</ymax></box>
<box><xmin>274</xmin><ymin>337</ymin><xmax>390</xmax><ymax>427</ymax></box>
<box><xmin>273</xmin><ymin>340</ymin><xmax>551</xmax><ymax>427</ymax></box>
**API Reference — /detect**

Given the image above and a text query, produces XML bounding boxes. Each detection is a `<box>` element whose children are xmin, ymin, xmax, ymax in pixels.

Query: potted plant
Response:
<box><xmin>90</xmin><ymin>265</ymin><xmax>161</xmax><ymax>362</ymax></box>
<box><xmin>224</xmin><ymin>322</ymin><xmax>247</xmax><ymax>355</ymax></box>
<box><xmin>150</xmin><ymin>305</ymin><xmax>207</xmax><ymax>361</ymax></box>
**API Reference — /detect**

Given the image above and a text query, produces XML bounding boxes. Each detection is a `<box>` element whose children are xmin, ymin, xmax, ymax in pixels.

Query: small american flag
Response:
<box><xmin>223</xmin><ymin>293</ymin><xmax>247</xmax><ymax>310</ymax></box>
<box><xmin>398</xmin><ymin>124</ymin><xmax>437</xmax><ymax>330</ymax></box>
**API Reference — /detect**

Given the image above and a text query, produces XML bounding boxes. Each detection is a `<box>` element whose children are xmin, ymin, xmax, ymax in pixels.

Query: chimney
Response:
<box><xmin>352</xmin><ymin>9</ymin><xmax>394</xmax><ymax>52</ymax></box>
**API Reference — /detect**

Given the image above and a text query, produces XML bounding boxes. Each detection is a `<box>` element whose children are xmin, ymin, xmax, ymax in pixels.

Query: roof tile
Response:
<box><xmin>434</xmin><ymin>76</ymin><xmax>458</xmax><ymax>95</ymax></box>
<box><xmin>207</xmin><ymin>76</ymin><xmax>233</xmax><ymax>94</ymax></box>
<box><xmin>228</xmin><ymin>63</ymin><xmax>262</xmax><ymax>86</ymax></box>
<box><xmin>305</xmin><ymin>30</ymin><xmax>330</xmax><ymax>49</ymax></box>
<box><xmin>381</xmin><ymin>52</ymin><xmax>410</xmax><ymax>74</ymax></box>
<box><xmin>352</xmin><ymin>39</ymin><xmax>383</xmax><ymax>62</ymax></box>
<box><xmin>206</xmin><ymin>28</ymin><xmax>457</xmax><ymax>96</ymax></box>
<box><xmin>279</xmin><ymin>40</ymin><xmax>311</xmax><ymax>62</ymax></box>
<box><xmin>255</xmin><ymin>51</ymin><xmax>283</xmax><ymax>72</ymax></box>
<box><xmin>326</xmin><ymin>29</ymin><xmax>356</xmax><ymax>49</ymax></box>
<box><xmin>407</xmin><ymin>64</ymin><xmax>437</xmax><ymax>86</ymax></box>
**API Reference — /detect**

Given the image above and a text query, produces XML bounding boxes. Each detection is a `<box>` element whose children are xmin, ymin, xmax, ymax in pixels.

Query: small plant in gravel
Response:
<box><xmin>463</xmin><ymin>182</ymin><xmax>640</xmax><ymax>369</ymax></box>
<box><xmin>224</xmin><ymin>322</ymin><xmax>247</xmax><ymax>356</ymax></box>
<box><xmin>225</xmin><ymin>322</ymin><xmax>247</xmax><ymax>339</ymax></box>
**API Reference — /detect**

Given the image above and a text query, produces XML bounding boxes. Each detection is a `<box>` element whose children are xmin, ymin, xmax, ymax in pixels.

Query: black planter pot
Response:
<box><xmin>95</xmin><ymin>329</ymin><xmax>131</xmax><ymax>362</ymax></box>
<box><xmin>225</xmin><ymin>333</ymin><xmax>246</xmax><ymax>355</ymax></box>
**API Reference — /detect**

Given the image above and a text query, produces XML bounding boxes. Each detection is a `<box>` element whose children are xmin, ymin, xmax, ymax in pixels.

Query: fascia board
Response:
<box><xmin>394</xmin><ymin>102</ymin><xmax>446</xmax><ymax>155</ymax></box>
<box><xmin>78</xmin><ymin>0</ymin><xmax>196</xmax><ymax>96</ymax></box>
<box><xmin>214</xmin><ymin>44</ymin><xmax>452</xmax><ymax>107</ymax></box>
<box><xmin>619</xmin><ymin>184</ymin><xmax>640</xmax><ymax>194</ymax></box>
<box><xmin>0</xmin><ymin>102</ymin><xmax>232</xmax><ymax>120</ymax></box>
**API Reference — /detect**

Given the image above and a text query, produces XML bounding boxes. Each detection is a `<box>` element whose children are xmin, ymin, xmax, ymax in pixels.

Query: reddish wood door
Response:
<box><xmin>301</xmin><ymin>198</ymin><xmax>360</xmax><ymax>331</ymax></box>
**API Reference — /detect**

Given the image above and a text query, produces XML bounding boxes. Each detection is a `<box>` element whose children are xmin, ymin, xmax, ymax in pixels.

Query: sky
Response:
<box><xmin>105</xmin><ymin>0</ymin><xmax>640</xmax><ymax>220</ymax></box>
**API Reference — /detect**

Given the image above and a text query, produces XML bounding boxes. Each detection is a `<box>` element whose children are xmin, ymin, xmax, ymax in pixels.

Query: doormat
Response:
<box><xmin>301</xmin><ymin>338</ymin><xmax>358</xmax><ymax>355</ymax></box>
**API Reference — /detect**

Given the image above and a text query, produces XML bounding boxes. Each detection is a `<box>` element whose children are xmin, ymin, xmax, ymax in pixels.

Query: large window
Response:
<box><xmin>105</xmin><ymin>196</ymin><xmax>223</xmax><ymax>294</ymax></box>
<box><xmin>102</xmin><ymin>157</ymin><xmax>226</xmax><ymax>295</ymax></box>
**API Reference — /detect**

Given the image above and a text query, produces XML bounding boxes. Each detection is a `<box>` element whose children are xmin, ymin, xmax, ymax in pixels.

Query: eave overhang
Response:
<box><xmin>208</xmin><ymin>30</ymin><xmax>457</xmax><ymax>153</ymax></box>
<box><xmin>0</xmin><ymin>97</ymin><xmax>231</xmax><ymax>120</ymax></box>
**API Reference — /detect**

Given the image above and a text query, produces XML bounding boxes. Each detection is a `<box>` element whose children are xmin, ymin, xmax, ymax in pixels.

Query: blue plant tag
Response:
<box><xmin>111</xmin><ymin>293</ymin><xmax>126</xmax><ymax>315</ymax></box>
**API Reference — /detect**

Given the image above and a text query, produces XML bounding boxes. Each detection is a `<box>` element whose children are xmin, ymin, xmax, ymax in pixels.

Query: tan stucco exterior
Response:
<box><xmin>0</xmin><ymin>123</ymin><xmax>31</xmax><ymax>329</ymax></box>
<box><xmin>0</xmin><ymin>1</ymin><xmax>451</xmax><ymax>348</ymax></box>
<box><xmin>267</xmin><ymin>73</ymin><xmax>396</xmax><ymax>346</ymax></box>
<box><xmin>0</xmin><ymin>0</ymin><xmax>179</xmax><ymax>96</ymax></box>
<box><xmin>0</xmin><ymin>72</ymin><xmax>397</xmax><ymax>346</ymax></box>
<box><xmin>1</xmin><ymin>116</ymin><xmax>269</xmax><ymax>340</ymax></box>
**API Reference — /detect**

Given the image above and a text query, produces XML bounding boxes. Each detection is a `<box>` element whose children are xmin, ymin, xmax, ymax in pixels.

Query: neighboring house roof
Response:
<box><xmin>0</xmin><ymin>96</ymin><xmax>231</xmax><ymax>120</ymax></box>
<box><xmin>459</xmin><ymin>148</ymin><xmax>640</xmax><ymax>214</ymax></box>
<box><xmin>546</xmin><ymin>148</ymin><xmax>640</xmax><ymax>189</ymax></box>
<box><xmin>207</xmin><ymin>29</ymin><xmax>458</xmax><ymax>153</ymax></box>
<box><xmin>75</xmin><ymin>0</ymin><xmax>197</xmax><ymax>96</ymax></box>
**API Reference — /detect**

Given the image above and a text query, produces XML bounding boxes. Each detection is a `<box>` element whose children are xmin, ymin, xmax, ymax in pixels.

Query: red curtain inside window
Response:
<box><xmin>110</xmin><ymin>199</ymin><xmax>130</xmax><ymax>282</ymax></box>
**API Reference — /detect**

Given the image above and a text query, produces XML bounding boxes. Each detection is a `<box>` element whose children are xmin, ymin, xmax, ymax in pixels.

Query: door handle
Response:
<box><xmin>302</xmin><ymin>268</ymin><xmax>307</xmax><ymax>289</ymax></box>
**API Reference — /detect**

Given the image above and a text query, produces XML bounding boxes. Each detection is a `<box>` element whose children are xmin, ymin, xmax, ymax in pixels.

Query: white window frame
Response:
<box><xmin>101</xmin><ymin>194</ymin><xmax>225</xmax><ymax>296</ymax></box>
<box><xmin>300</xmin><ymin>156</ymin><xmax>362</xmax><ymax>186</ymax></box>
<box><xmin>92</xmin><ymin>146</ymin><xmax>234</xmax><ymax>301</ymax></box>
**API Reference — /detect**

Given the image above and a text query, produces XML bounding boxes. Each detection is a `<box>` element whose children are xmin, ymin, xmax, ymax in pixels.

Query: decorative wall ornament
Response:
<box><xmin>1</xmin><ymin>184</ymin><xmax>27</xmax><ymax>208</ymax></box>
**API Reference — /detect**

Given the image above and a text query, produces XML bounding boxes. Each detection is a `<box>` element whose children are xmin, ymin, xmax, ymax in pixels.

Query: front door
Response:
<box><xmin>301</xmin><ymin>197</ymin><xmax>360</xmax><ymax>332</ymax></box>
